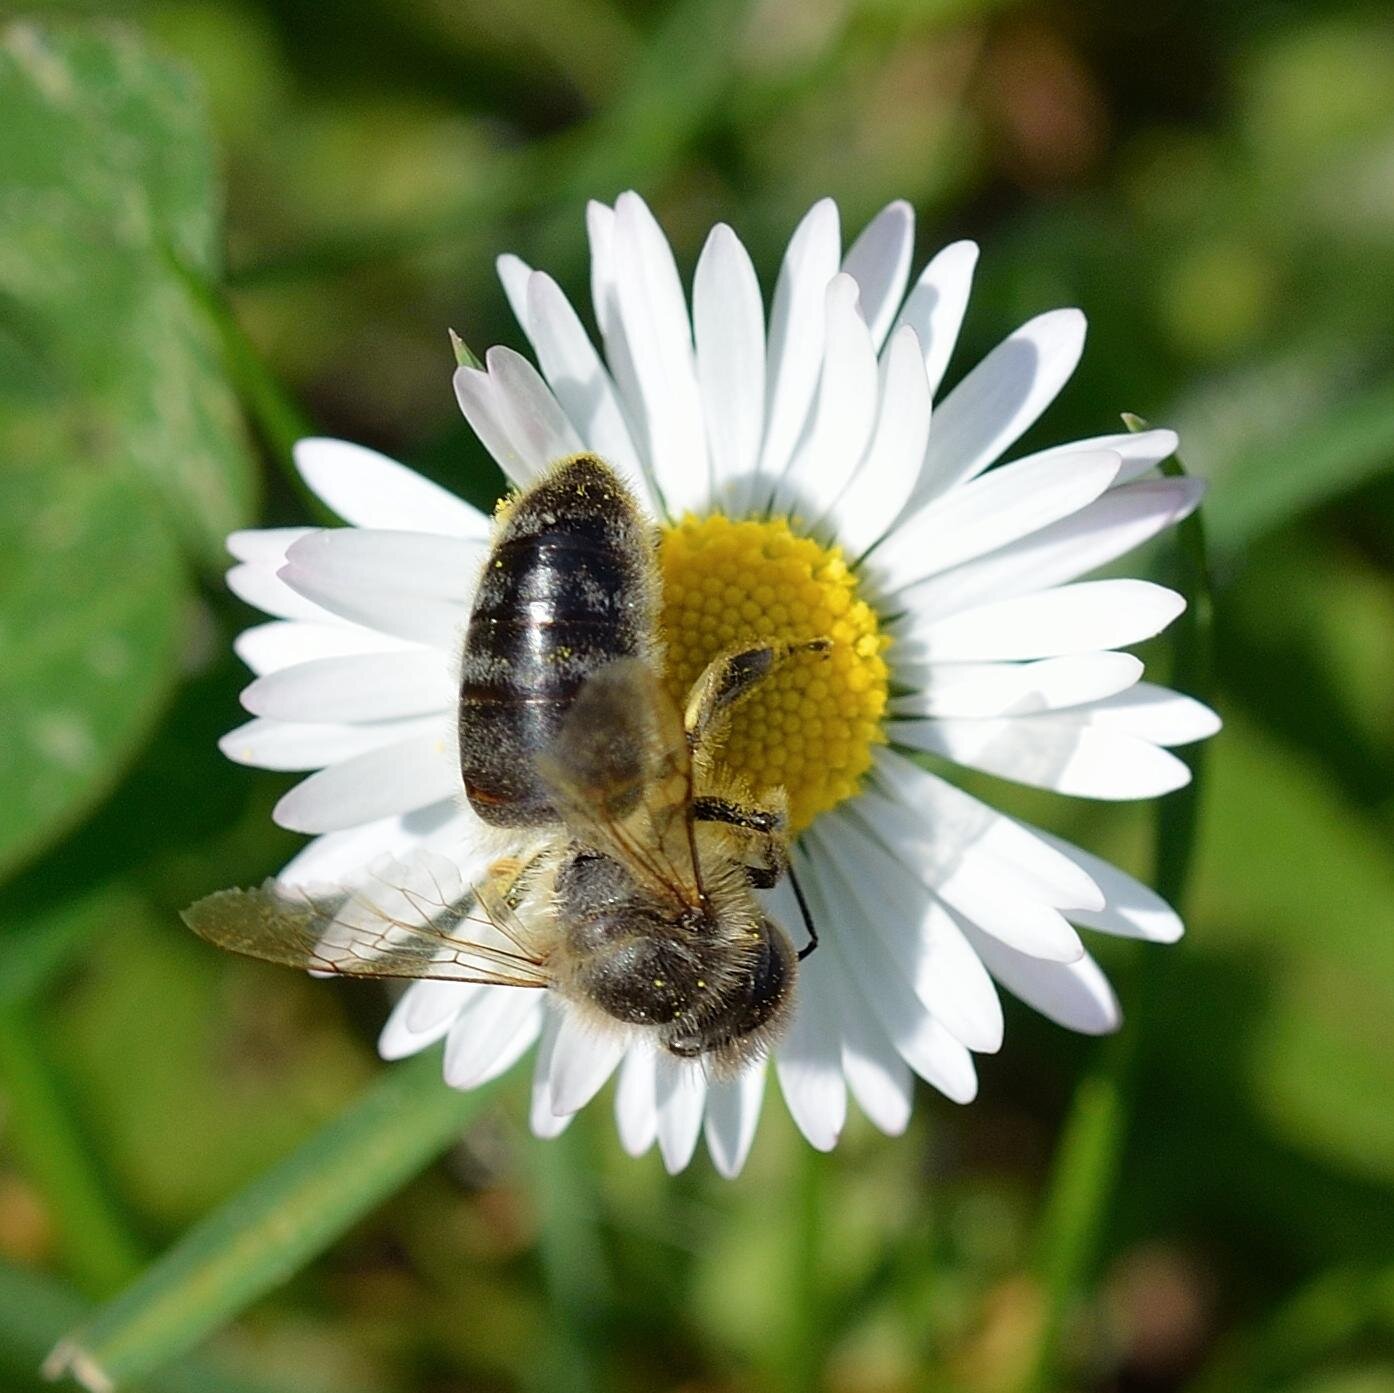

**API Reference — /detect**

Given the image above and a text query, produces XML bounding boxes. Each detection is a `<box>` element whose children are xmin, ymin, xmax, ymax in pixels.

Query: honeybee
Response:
<box><xmin>186</xmin><ymin>455</ymin><xmax>825</xmax><ymax>1072</ymax></box>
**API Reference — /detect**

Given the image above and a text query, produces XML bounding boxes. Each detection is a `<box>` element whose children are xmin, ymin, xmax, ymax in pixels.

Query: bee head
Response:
<box><xmin>663</xmin><ymin>916</ymin><xmax>797</xmax><ymax>1071</ymax></box>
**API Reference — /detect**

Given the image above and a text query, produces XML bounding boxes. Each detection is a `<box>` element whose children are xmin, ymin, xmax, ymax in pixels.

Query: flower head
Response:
<box><xmin>220</xmin><ymin>192</ymin><xmax>1218</xmax><ymax>1176</ymax></box>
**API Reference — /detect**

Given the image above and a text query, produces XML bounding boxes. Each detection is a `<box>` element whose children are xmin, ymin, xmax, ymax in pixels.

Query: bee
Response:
<box><xmin>185</xmin><ymin>455</ymin><xmax>825</xmax><ymax>1072</ymax></box>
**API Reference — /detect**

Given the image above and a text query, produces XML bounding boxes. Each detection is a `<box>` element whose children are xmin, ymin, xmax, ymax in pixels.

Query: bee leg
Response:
<box><xmin>691</xmin><ymin>796</ymin><xmax>782</xmax><ymax>835</ymax></box>
<box><xmin>789</xmin><ymin>867</ymin><xmax>818</xmax><ymax>960</ymax></box>
<box><xmin>683</xmin><ymin>639</ymin><xmax>831</xmax><ymax>751</ymax></box>
<box><xmin>693</xmin><ymin>797</ymin><xmax>819</xmax><ymax>958</ymax></box>
<box><xmin>485</xmin><ymin>848</ymin><xmax>548</xmax><ymax>911</ymax></box>
<box><xmin>691</xmin><ymin>796</ymin><xmax>788</xmax><ymax>890</ymax></box>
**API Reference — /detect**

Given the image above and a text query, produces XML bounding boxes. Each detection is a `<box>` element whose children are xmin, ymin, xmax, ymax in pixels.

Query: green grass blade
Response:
<box><xmin>0</xmin><ymin>1004</ymin><xmax>144</xmax><ymax>1298</ymax></box>
<box><xmin>781</xmin><ymin>1144</ymin><xmax>831</xmax><ymax>1393</ymax></box>
<box><xmin>526</xmin><ymin>1123</ymin><xmax>611</xmax><ymax>1393</ymax></box>
<box><xmin>45</xmin><ymin>1049</ymin><xmax>499</xmax><ymax>1392</ymax></box>
<box><xmin>1016</xmin><ymin>444</ymin><xmax>1216</xmax><ymax>1393</ymax></box>
<box><xmin>0</xmin><ymin>1260</ymin><xmax>314</xmax><ymax>1393</ymax></box>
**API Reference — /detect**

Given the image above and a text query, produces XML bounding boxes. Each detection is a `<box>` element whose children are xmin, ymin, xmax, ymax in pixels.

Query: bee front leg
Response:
<box><xmin>683</xmin><ymin>639</ymin><xmax>831</xmax><ymax>752</ymax></box>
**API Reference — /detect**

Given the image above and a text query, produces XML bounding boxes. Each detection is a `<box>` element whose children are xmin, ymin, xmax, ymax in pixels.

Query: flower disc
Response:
<box><xmin>658</xmin><ymin>513</ymin><xmax>890</xmax><ymax>831</ymax></box>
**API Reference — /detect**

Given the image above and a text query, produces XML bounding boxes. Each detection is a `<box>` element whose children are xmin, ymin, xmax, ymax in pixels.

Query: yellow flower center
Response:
<box><xmin>658</xmin><ymin>514</ymin><xmax>890</xmax><ymax>833</ymax></box>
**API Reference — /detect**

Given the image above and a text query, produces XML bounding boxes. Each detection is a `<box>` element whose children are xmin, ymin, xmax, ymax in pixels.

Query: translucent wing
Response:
<box><xmin>182</xmin><ymin>849</ymin><xmax>551</xmax><ymax>987</ymax></box>
<box><xmin>535</xmin><ymin>658</ymin><xmax>703</xmax><ymax>908</ymax></box>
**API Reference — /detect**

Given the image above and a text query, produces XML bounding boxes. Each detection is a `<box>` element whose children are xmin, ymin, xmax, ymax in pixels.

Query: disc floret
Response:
<box><xmin>659</xmin><ymin>514</ymin><xmax>890</xmax><ymax>832</ymax></box>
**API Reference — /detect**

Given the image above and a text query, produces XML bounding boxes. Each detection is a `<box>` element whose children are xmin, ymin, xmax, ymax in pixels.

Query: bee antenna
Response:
<box><xmin>789</xmin><ymin>867</ymin><xmax>819</xmax><ymax>961</ymax></box>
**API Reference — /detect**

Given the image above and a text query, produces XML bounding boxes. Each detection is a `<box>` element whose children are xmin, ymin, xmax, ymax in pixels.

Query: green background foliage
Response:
<box><xmin>1</xmin><ymin>1</ymin><xmax>1393</xmax><ymax>1389</ymax></box>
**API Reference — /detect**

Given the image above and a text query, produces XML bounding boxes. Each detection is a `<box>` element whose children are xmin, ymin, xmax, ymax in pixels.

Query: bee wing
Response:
<box><xmin>535</xmin><ymin>658</ymin><xmax>703</xmax><ymax>908</ymax></box>
<box><xmin>182</xmin><ymin>848</ymin><xmax>551</xmax><ymax>987</ymax></box>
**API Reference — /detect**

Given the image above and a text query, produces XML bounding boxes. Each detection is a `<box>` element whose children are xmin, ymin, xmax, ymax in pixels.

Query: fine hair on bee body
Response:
<box><xmin>183</xmin><ymin>452</ymin><xmax>829</xmax><ymax>1076</ymax></box>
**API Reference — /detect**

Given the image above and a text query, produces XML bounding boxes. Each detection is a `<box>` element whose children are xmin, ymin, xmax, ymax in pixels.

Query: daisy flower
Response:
<box><xmin>220</xmin><ymin>192</ymin><xmax>1218</xmax><ymax>1177</ymax></box>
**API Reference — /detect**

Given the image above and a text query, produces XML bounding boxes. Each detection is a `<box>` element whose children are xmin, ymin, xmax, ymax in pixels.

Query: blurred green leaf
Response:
<box><xmin>1203</xmin><ymin>375</ymin><xmax>1394</xmax><ymax>559</ymax></box>
<box><xmin>1217</xmin><ymin>537</ymin><xmax>1394</xmax><ymax>818</ymax></box>
<box><xmin>0</xmin><ymin>21</ymin><xmax>256</xmax><ymax>566</ymax></box>
<box><xmin>1192</xmin><ymin>1264</ymin><xmax>1394</xmax><ymax>1393</ymax></box>
<box><xmin>46</xmin><ymin>1050</ymin><xmax>499</xmax><ymax>1392</ymax></box>
<box><xmin>0</xmin><ymin>453</ymin><xmax>185</xmax><ymax>884</ymax></box>
<box><xmin>52</xmin><ymin>905</ymin><xmax>368</xmax><ymax>1228</ymax></box>
<box><xmin>0</xmin><ymin>20</ymin><xmax>266</xmax><ymax>882</ymax></box>
<box><xmin>1185</xmin><ymin>717</ymin><xmax>1394</xmax><ymax>1187</ymax></box>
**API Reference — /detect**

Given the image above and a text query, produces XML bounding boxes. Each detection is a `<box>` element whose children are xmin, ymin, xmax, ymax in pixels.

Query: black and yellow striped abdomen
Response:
<box><xmin>457</xmin><ymin>455</ymin><xmax>657</xmax><ymax>826</ymax></box>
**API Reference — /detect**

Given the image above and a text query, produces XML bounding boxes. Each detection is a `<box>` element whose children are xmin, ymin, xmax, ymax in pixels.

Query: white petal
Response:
<box><xmin>694</xmin><ymin>223</ymin><xmax>765</xmax><ymax>515</ymax></box>
<box><xmin>654</xmin><ymin>1054</ymin><xmax>707</xmax><ymax>1174</ymax></box>
<box><xmin>703</xmin><ymin>1063</ymin><xmax>767</xmax><ymax>1178</ymax></box>
<box><xmin>842</xmin><ymin>200</ymin><xmax>915</xmax><ymax>348</ymax></box>
<box><xmin>1028</xmin><ymin>427</ymin><xmax>1179</xmax><ymax>487</ymax></box>
<box><xmin>1036</xmin><ymin>831</ymin><xmax>1183</xmax><ymax>942</ymax></box>
<box><xmin>405</xmin><ymin>978</ymin><xmax>483</xmax><ymax>1036</ymax></box>
<box><xmin>496</xmin><ymin>252</ymin><xmax>533</xmax><ymax>329</ymax></box>
<box><xmin>283</xmin><ymin>530</ymin><xmax>482</xmax><ymax>602</ymax></box>
<box><xmin>470</xmin><ymin>999</ymin><xmax>543</xmax><ymax>1087</ymax></box>
<box><xmin>452</xmin><ymin>364</ymin><xmax>538</xmax><ymax>488</ymax></box>
<box><xmin>240</xmin><ymin>649</ymin><xmax>454</xmax><ymax>723</ymax></box>
<box><xmin>769</xmin><ymin>879</ymin><xmax>846</xmax><ymax>1151</ymax></box>
<box><xmin>486</xmin><ymin>346</ymin><xmax>586</xmax><ymax>479</ymax></box>
<box><xmin>228</xmin><ymin>562</ymin><xmax>339</xmax><ymax>624</ymax></box>
<box><xmin>892</xmin><ymin>580</ymin><xmax>1185</xmax><ymax>663</ymax></box>
<box><xmin>889</xmin><ymin>1008</ymin><xmax>977</xmax><ymax>1103</ymax></box>
<box><xmin>278</xmin><ymin>549</ymin><xmax>470</xmax><ymax>651</ymax></box>
<box><xmin>832</xmin><ymin>325</ymin><xmax>933</xmax><ymax>557</ymax></box>
<box><xmin>227</xmin><ymin>527</ymin><xmax>314</xmax><ymax>565</ymax></box>
<box><xmin>894</xmin><ymin>240</ymin><xmax>978</xmax><ymax>398</ymax></box>
<box><xmin>276</xmin><ymin>799</ymin><xmax>474</xmax><ymax>888</ymax></box>
<box><xmin>547</xmin><ymin>1014</ymin><xmax>625</xmax><ymax>1116</ymax></box>
<box><xmin>873</xmin><ymin>449</ymin><xmax>1121</xmax><ymax>592</ymax></box>
<box><xmin>614</xmin><ymin>1047</ymin><xmax>658</xmax><ymax>1157</ymax></box>
<box><xmin>1064</xmin><ymin>683</ymin><xmax>1221</xmax><ymax>746</ymax></box>
<box><xmin>446</xmin><ymin>987</ymin><xmax>544</xmax><ymax>1090</ymax></box>
<box><xmin>890</xmin><ymin>653</ymin><xmax>1143</xmax><ymax>719</ymax></box>
<box><xmin>899</xmin><ymin>477</ymin><xmax>1206</xmax><ymax>622</ymax></box>
<box><xmin>915</xmin><ymin>308</ymin><xmax>1087</xmax><ymax>506</ymax></box>
<box><xmin>965</xmin><ymin>928</ymin><xmax>1121</xmax><ymax>1035</ymax></box>
<box><xmin>586</xmin><ymin>201</ymin><xmax>649</xmax><ymax>468</ymax></box>
<box><xmin>892</xmin><ymin>714</ymin><xmax>1192</xmax><ymax>800</ymax></box>
<box><xmin>869</xmin><ymin>748</ymin><xmax>1104</xmax><ymax>909</ymax></box>
<box><xmin>611</xmin><ymin>191</ymin><xmax>709</xmax><ymax>516</ymax></box>
<box><xmin>834</xmin><ymin>971</ymin><xmax>913</xmax><ymax>1135</ymax></box>
<box><xmin>528</xmin><ymin>1012</ymin><xmax>572</xmax><ymax>1138</ymax></box>
<box><xmin>759</xmin><ymin>198</ymin><xmax>841</xmax><ymax>480</ymax></box>
<box><xmin>293</xmin><ymin>439</ymin><xmax>489</xmax><ymax>538</ymax></box>
<box><xmin>272</xmin><ymin>724</ymin><xmax>459</xmax><ymax>833</ymax></box>
<box><xmin>851</xmin><ymin>791</ymin><xmax>1084</xmax><ymax>962</ymax></box>
<box><xmin>808</xmin><ymin>818</ymin><xmax>1003</xmax><ymax>1052</ymax></box>
<box><xmin>774</xmin><ymin>273</ymin><xmax>880</xmax><ymax>522</ymax></box>
<box><xmin>379</xmin><ymin>980</ymin><xmax>478</xmax><ymax>1060</ymax></box>
<box><xmin>522</xmin><ymin>271</ymin><xmax>651</xmax><ymax>502</ymax></box>
<box><xmin>805</xmin><ymin>857</ymin><xmax>976</xmax><ymax>1103</ymax></box>
<box><xmin>234</xmin><ymin>620</ymin><xmax>418</xmax><ymax>676</ymax></box>
<box><xmin>220</xmin><ymin>713</ymin><xmax>431</xmax><ymax>771</ymax></box>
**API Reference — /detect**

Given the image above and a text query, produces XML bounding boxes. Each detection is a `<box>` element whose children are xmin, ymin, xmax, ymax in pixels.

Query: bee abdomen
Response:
<box><xmin>458</xmin><ymin>456</ymin><xmax>655</xmax><ymax>826</ymax></box>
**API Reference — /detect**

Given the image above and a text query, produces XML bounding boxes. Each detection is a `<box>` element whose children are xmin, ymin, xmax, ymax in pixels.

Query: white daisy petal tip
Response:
<box><xmin>226</xmin><ymin>526</ymin><xmax>312</xmax><ymax>565</ymax></box>
<box><xmin>496</xmin><ymin>252</ymin><xmax>533</xmax><ymax>324</ymax></box>
<box><xmin>290</xmin><ymin>439</ymin><xmax>490</xmax><ymax>538</ymax></box>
